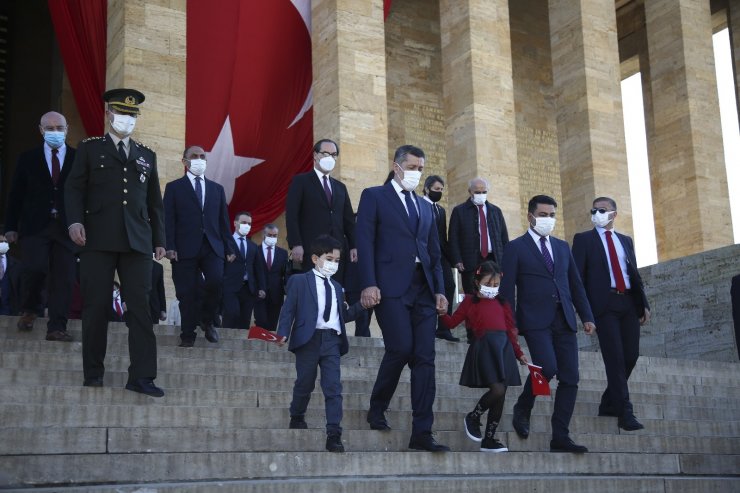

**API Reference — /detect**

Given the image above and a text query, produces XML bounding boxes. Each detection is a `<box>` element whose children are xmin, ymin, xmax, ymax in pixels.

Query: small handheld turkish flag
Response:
<box><xmin>248</xmin><ymin>326</ymin><xmax>280</xmax><ymax>343</ymax></box>
<box><xmin>527</xmin><ymin>363</ymin><xmax>551</xmax><ymax>396</ymax></box>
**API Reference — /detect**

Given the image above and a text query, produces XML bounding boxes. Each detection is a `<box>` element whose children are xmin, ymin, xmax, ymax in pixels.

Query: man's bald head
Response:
<box><xmin>39</xmin><ymin>112</ymin><xmax>67</xmax><ymax>129</ymax></box>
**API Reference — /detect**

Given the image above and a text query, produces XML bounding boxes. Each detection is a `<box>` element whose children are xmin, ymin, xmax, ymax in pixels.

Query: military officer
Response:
<box><xmin>65</xmin><ymin>88</ymin><xmax>167</xmax><ymax>397</ymax></box>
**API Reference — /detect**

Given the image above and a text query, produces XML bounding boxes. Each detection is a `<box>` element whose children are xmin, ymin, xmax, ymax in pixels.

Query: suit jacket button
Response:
<box><xmin>123</xmin><ymin>167</ymin><xmax>127</xmax><ymax>172</ymax></box>
<box><xmin>123</xmin><ymin>189</ymin><xmax>128</xmax><ymax>194</ymax></box>
<box><xmin>123</xmin><ymin>200</ymin><xmax>128</xmax><ymax>205</ymax></box>
<box><xmin>124</xmin><ymin>178</ymin><xmax>128</xmax><ymax>183</ymax></box>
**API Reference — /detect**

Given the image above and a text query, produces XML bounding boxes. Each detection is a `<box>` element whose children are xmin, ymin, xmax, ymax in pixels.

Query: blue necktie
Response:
<box><xmin>322</xmin><ymin>276</ymin><xmax>332</xmax><ymax>322</ymax></box>
<box><xmin>402</xmin><ymin>190</ymin><xmax>419</xmax><ymax>231</ymax></box>
<box><xmin>195</xmin><ymin>176</ymin><xmax>203</xmax><ymax>209</ymax></box>
<box><xmin>239</xmin><ymin>237</ymin><xmax>248</xmax><ymax>280</ymax></box>
<box><xmin>540</xmin><ymin>236</ymin><xmax>554</xmax><ymax>275</ymax></box>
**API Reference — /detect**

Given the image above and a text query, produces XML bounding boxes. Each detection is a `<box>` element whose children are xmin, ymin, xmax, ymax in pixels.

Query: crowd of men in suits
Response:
<box><xmin>4</xmin><ymin>88</ymin><xmax>654</xmax><ymax>451</ymax></box>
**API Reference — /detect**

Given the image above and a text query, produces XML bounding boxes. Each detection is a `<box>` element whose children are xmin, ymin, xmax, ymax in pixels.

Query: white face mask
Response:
<box><xmin>189</xmin><ymin>159</ymin><xmax>207</xmax><ymax>176</ymax></box>
<box><xmin>319</xmin><ymin>259</ymin><xmax>339</xmax><ymax>278</ymax></box>
<box><xmin>318</xmin><ymin>156</ymin><xmax>336</xmax><ymax>173</ymax></box>
<box><xmin>238</xmin><ymin>223</ymin><xmax>251</xmax><ymax>236</ymax></box>
<box><xmin>532</xmin><ymin>217</ymin><xmax>556</xmax><ymax>236</ymax></box>
<box><xmin>0</xmin><ymin>242</ymin><xmax>9</xmax><ymax>255</ymax></box>
<box><xmin>264</xmin><ymin>236</ymin><xmax>278</xmax><ymax>247</ymax></box>
<box><xmin>591</xmin><ymin>211</ymin><xmax>613</xmax><ymax>228</ymax></box>
<box><xmin>472</xmin><ymin>193</ymin><xmax>487</xmax><ymax>206</ymax></box>
<box><xmin>111</xmin><ymin>114</ymin><xmax>136</xmax><ymax>136</ymax></box>
<box><xmin>479</xmin><ymin>285</ymin><xmax>499</xmax><ymax>299</ymax></box>
<box><xmin>398</xmin><ymin>168</ymin><xmax>422</xmax><ymax>191</ymax></box>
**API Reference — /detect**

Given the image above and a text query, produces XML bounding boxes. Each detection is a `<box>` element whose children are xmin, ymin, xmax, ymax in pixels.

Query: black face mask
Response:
<box><xmin>427</xmin><ymin>190</ymin><xmax>443</xmax><ymax>203</ymax></box>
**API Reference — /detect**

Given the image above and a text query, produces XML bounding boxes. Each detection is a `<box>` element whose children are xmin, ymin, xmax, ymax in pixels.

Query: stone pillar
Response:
<box><xmin>311</xmin><ymin>0</ymin><xmax>389</xmax><ymax>203</ymax></box>
<box><xmin>644</xmin><ymin>0</ymin><xmax>732</xmax><ymax>260</ymax></box>
<box><xmin>549</xmin><ymin>0</ymin><xmax>633</xmax><ymax>240</ymax></box>
<box><xmin>106</xmin><ymin>0</ymin><xmax>186</xmax><ymax>297</ymax></box>
<box><xmin>438</xmin><ymin>0</ymin><xmax>519</xmax><ymax>224</ymax></box>
<box><xmin>729</xmin><ymin>0</ymin><xmax>740</xmax><ymax>129</ymax></box>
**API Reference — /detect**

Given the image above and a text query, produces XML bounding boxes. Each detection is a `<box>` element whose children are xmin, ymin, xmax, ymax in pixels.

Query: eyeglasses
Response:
<box><xmin>590</xmin><ymin>208</ymin><xmax>613</xmax><ymax>215</ymax></box>
<box><xmin>317</xmin><ymin>151</ymin><xmax>339</xmax><ymax>158</ymax></box>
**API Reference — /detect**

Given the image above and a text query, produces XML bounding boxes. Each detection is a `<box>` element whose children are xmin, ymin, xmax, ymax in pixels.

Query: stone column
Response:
<box><xmin>438</xmin><ymin>0</ymin><xmax>519</xmax><ymax>224</ymax></box>
<box><xmin>311</xmin><ymin>0</ymin><xmax>389</xmax><ymax>203</ymax></box>
<box><xmin>728</xmin><ymin>0</ymin><xmax>740</xmax><ymax>129</ymax></box>
<box><xmin>644</xmin><ymin>0</ymin><xmax>732</xmax><ymax>260</ymax></box>
<box><xmin>549</xmin><ymin>0</ymin><xmax>633</xmax><ymax>240</ymax></box>
<box><xmin>106</xmin><ymin>0</ymin><xmax>186</xmax><ymax>297</ymax></box>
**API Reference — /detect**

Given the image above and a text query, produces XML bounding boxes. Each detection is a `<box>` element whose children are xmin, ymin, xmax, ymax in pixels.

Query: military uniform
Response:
<box><xmin>64</xmin><ymin>89</ymin><xmax>165</xmax><ymax>388</ymax></box>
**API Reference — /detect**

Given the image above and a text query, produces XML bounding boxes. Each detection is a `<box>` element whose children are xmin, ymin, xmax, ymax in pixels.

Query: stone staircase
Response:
<box><xmin>0</xmin><ymin>316</ymin><xmax>738</xmax><ymax>492</ymax></box>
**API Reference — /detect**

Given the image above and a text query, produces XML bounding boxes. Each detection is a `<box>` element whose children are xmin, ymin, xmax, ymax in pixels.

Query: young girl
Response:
<box><xmin>441</xmin><ymin>261</ymin><xmax>528</xmax><ymax>452</ymax></box>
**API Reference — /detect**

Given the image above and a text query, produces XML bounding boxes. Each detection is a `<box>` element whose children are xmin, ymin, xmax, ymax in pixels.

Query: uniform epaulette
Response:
<box><xmin>133</xmin><ymin>140</ymin><xmax>154</xmax><ymax>153</ymax></box>
<box><xmin>81</xmin><ymin>136</ymin><xmax>104</xmax><ymax>143</ymax></box>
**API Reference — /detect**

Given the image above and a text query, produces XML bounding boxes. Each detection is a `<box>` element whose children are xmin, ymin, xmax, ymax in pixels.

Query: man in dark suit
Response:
<box><xmin>285</xmin><ymin>139</ymin><xmax>356</xmax><ymax>281</ymax></box>
<box><xmin>150</xmin><ymin>258</ymin><xmax>167</xmax><ymax>324</ymax></box>
<box><xmin>422</xmin><ymin>175</ymin><xmax>459</xmax><ymax>342</ymax></box>
<box><xmin>65</xmin><ymin>88</ymin><xmax>166</xmax><ymax>397</ymax></box>
<box><xmin>223</xmin><ymin>211</ymin><xmax>266</xmax><ymax>330</ymax></box>
<box><xmin>357</xmin><ymin>145</ymin><xmax>450</xmax><ymax>452</ymax></box>
<box><xmin>254</xmin><ymin>223</ymin><xmax>289</xmax><ymax>331</ymax></box>
<box><xmin>449</xmin><ymin>177</ymin><xmax>509</xmax><ymax>295</ymax></box>
<box><xmin>0</xmin><ymin>235</ymin><xmax>22</xmax><ymax>315</ymax></box>
<box><xmin>5</xmin><ymin>111</ymin><xmax>77</xmax><ymax>341</ymax></box>
<box><xmin>572</xmin><ymin>197</ymin><xmax>651</xmax><ymax>431</ymax></box>
<box><xmin>163</xmin><ymin>145</ymin><xmax>235</xmax><ymax>347</ymax></box>
<box><xmin>500</xmin><ymin>194</ymin><xmax>596</xmax><ymax>453</ymax></box>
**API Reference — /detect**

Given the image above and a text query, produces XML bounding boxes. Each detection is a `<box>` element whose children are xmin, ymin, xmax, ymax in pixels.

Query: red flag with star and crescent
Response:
<box><xmin>248</xmin><ymin>325</ymin><xmax>281</xmax><ymax>344</ymax></box>
<box><xmin>185</xmin><ymin>0</ymin><xmax>314</xmax><ymax>232</ymax></box>
<box><xmin>527</xmin><ymin>363</ymin><xmax>551</xmax><ymax>396</ymax></box>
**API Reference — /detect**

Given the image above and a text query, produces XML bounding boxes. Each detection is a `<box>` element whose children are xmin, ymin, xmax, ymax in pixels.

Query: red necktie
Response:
<box><xmin>478</xmin><ymin>204</ymin><xmax>489</xmax><ymax>258</ymax></box>
<box><xmin>114</xmin><ymin>299</ymin><xmax>123</xmax><ymax>317</ymax></box>
<box><xmin>267</xmin><ymin>246</ymin><xmax>273</xmax><ymax>270</ymax></box>
<box><xmin>605</xmin><ymin>231</ymin><xmax>627</xmax><ymax>292</ymax></box>
<box><xmin>51</xmin><ymin>149</ymin><xmax>61</xmax><ymax>185</ymax></box>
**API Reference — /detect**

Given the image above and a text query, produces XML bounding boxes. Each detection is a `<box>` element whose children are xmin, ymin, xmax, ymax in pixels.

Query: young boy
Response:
<box><xmin>277</xmin><ymin>234</ymin><xmax>362</xmax><ymax>452</ymax></box>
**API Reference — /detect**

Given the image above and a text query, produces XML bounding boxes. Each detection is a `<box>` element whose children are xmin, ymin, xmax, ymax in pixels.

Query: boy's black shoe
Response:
<box><xmin>125</xmin><ymin>378</ymin><xmax>164</xmax><ymax>398</ymax></box>
<box><xmin>512</xmin><ymin>404</ymin><xmax>530</xmax><ymax>439</ymax></box>
<box><xmin>326</xmin><ymin>433</ymin><xmax>345</xmax><ymax>453</ymax></box>
<box><xmin>550</xmin><ymin>437</ymin><xmax>588</xmax><ymax>453</ymax></box>
<box><xmin>289</xmin><ymin>416</ymin><xmax>308</xmax><ymax>429</ymax></box>
<box><xmin>408</xmin><ymin>432</ymin><xmax>450</xmax><ymax>452</ymax></box>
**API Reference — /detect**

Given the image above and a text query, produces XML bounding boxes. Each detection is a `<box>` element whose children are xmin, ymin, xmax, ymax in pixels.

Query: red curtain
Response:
<box><xmin>384</xmin><ymin>0</ymin><xmax>393</xmax><ymax>19</ymax></box>
<box><xmin>48</xmin><ymin>0</ymin><xmax>107</xmax><ymax>137</ymax></box>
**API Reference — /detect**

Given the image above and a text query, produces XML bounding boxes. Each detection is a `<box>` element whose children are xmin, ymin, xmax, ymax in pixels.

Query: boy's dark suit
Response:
<box><xmin>0</xmin><ymin>255</ymin><xmax>22</xmax><ymax>315</ymax></box>
<box><xmin>572</xmin><ymin>228</ymin><xmax>649</xmax><ymax>420</ymax></box>
<box><xmin>254</xmin><ymin>243</ymin><xmax>289</xmax><ymax>330</ymax></box>
<box><xmin>277</xmin><ymin>270</ymin><xmax>361</xmax><ymax>434</ymax></box>
<box><xmin>5</xmin><ymin>144</ymin><xmax>77</xmax><ymax>333</ymax></box>
<box><xmin>500</xmin><ymin>231</ymin><xmax>594</xmax><ymax>442</ymax></box>
<box><xmin>223</xmin><ymin>235</ymin><xmax>265</xmax><ymax>329</ymax></box>
<box><xmin>163</xmin><ymin>174</ymin><xmax>233</xmax><ymax>343</ymax></box>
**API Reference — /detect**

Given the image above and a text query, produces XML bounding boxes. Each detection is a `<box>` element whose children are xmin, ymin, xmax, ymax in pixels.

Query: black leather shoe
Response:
<box><xmin>512</xmin><ymin>405</ymin><xmax>530</xmax><ymax>439</ymax></box>
<box><xmin>550</xmin><ymin>437</ymin><xmax>588</xmax><ymax>453</ymax></box>
<box><xmin>408</xmin><ymin>432</ymin><xmax>450</xmax><ymax>452</ymax></box>
<box><xmin>178</xmin><ymin>339</ymin><xmax>195</xmax><ymax>348</ymax></box>
<box><xmin>125</xmin><ymin>378</ymin><xmax>165</xmax><ymax>397</ymax></box>
<box><xmin>46</xmin><ymin>330</ymin><xmax>73</xmax><ymax>342</ymax></box>
<box><xmin>435</xmin><ymin>330</ymin><xmax>460</xmax><ymax>342</ymax></box>
<box><xmin>598</xmin><ymin>408</ymin><xmax>619</xmax><ymax>417</ymax></box>
<box><xmin>289</xmin><ymin>416</ymin><xmax>308</xmax><ymax>429</ymax></box>
<box><xmin>367</xmin><ymin>411</ymin><xmax>391</xmax><ymax>431</ymax></box>
<box><xmin>618</xmin><ymin>415</ymin><xmax>645</xmax><ymax>431</ymax></box>
<box><xmin>83</xmin><ymin>377</ymin><xmax>104</xmax><ymax>387</ymax></box>
<box><xmin>326</xmin><ymin>433</ymin><xmax>345</xmax><ymax>453</ymax></box>
<box><xmin>203</xmin><ymin>324</ymin><xmax>219</xmax><ymax>343</ymax></box>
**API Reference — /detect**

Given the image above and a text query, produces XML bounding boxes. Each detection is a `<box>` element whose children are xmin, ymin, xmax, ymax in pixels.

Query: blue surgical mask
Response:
<box><xmin>44</xmin><ymin>131</ymin><xmax>65</xmax><ymax>149</ymax></box>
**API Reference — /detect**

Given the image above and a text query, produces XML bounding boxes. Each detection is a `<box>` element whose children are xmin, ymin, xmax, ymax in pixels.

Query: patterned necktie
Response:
<box><xmin>266</xmin><ymin>246</ymin><xmax>273</xmax><ymax>270</ymax></box>
<box><xmin>402</xmin><ymin>190</ymin><xmax>419</xmax><ymax>231</ymax></box>
<box><xmin>605</xmin><ymin>231</ymin><xmax>627</xmax><ymax>292</ymax></box>
<box><xmin>322</xmin><ymin>175</ymin><xmax>332</xmax><ymax>205</ymax></box>
<box><xmin>239</xmin><ymin>237</ymin><xmax>246</xmax><ymax>258</ymax></box>
<box><xmin>195</xmin><ymin>177</ymin><xmax>203</xmax><ymax>209</ymax></box>
<box><xmin>478</xmin><ymin>204</ymin><xmax>489</xmax><ymax>258</ymax></box>
<box><xmin>322</xmin><ymin>276</ymin><xmax>332</xmax><ymax>322</ymax></box>
<box><xmin>117</xmin><ymin>141</ymin><xmax>127</xmax><ymax>162</ymax></box>
<box><xmin>51</xmin><ymin>149</ymin><xmax>61</xmax><ymax>185</ymax></box>
<box><xmin>539</xmin><ymin>236</ymin><xmax>554</xmax><ymax>275</ymax></box>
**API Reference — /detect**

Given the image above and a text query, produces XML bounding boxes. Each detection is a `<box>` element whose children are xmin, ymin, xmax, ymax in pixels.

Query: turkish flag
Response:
<box><xmin>248</xmin><ymin>325</ymin><xmax>281</xmax><ymax>344</ymax></box>
<box><xmin>527</xmin><ymin>364</ymin><xmax>551</xmax><ymax>396</ymax></box>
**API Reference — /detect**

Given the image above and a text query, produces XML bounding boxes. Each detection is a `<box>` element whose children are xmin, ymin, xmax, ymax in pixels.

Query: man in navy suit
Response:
<box><xmin>357</xmin><ymin>145</ymin><xmax>450</xmax><ymax>452</ymax></box>
<box><xmin>163</xmin><ymin>145</ymin><xmax>235</xmax><ymax>347</ymax></box>
<box><xmin>572</xmin><ymin>197</ymin><xmax>650</xmax><ymax>431</ymax></box>
<box><xmin>285</xmin><ymin>139</ymin><xmax>356</xmax><ymax>281</ymax></box>
<box><xmin>4</xmin><ymin>111</ymin><xmax>77</xmax><ymax>341</ymax></box>
<box><xmin>500</xmin><ymin>194</ymin><xmax>596</xmax><ymax>453</ymax></box>
<box><xmin>223</xmin><ymin>211</ymin><xmax>265</xmax><ymax>329</ymax></box>
<box><xmin>254</xmin><ymin>223</ymin><xmax>289</xmax><ymax>331</ymax></box>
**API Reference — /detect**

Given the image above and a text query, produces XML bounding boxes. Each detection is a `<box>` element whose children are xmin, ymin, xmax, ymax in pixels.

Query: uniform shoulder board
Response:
<box><xmin>133</xmin><ymin>140</ymin><xmax>155</xmax><ymax>153</ymax></box>
<box><xmin>81</xmin><ymin>136</ymin><xmax>104</xmax><ymax>143</ymax></box>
